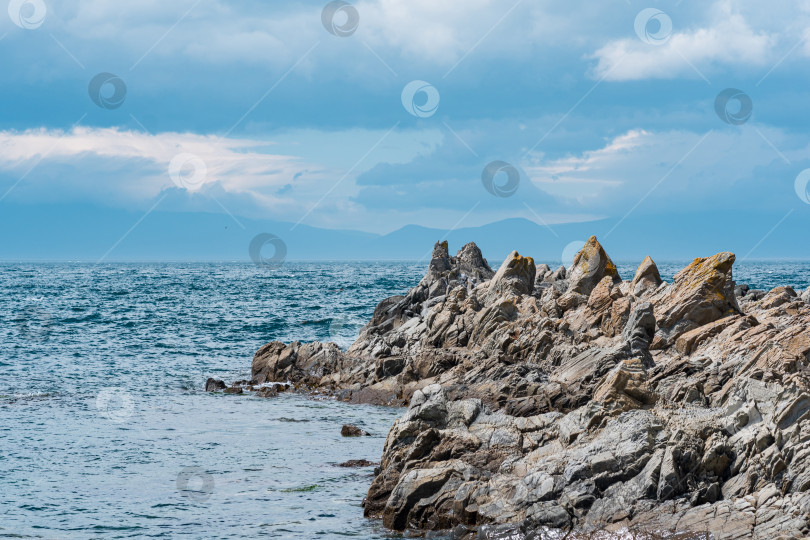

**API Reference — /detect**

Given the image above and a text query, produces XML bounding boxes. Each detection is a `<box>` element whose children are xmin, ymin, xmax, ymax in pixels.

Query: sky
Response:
<box><xmin>1</xmin><ymin>0</ymin><xmax>810</xmax><ymax>259</ymax></box>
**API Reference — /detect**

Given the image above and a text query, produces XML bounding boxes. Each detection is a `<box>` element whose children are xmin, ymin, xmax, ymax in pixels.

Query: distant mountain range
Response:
<box><xmin>1</xmin><ymin>202</ymin><xmax>808</xmax><ymax>263</ymax></box>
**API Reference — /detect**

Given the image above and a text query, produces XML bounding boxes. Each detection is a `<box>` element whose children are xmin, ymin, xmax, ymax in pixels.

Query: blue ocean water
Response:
<box><xmin>1</xmin><ymin>260</ymin><xmax>808</xmax><ymax>539</ymax></box>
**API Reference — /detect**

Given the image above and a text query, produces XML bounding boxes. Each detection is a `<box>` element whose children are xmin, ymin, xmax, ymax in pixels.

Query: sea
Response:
<box><xmin>1</xmin><ymin>260</ymin><xmax>808</xmax><ymax>539</ymax></box>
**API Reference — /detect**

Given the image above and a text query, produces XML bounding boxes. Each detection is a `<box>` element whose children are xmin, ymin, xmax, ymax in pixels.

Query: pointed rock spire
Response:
<box><xmin>631</xmin><ymin>256</ymin><xmax>663</xmax><ymax>296</ymax></box>
<box><xmin>568</xmin><ymin>236</ymin><xmax>621</xmax><ymax>296</ymax></box>
<box><xmin>456</xmin><ymin>242</ymin><xmax>494</xmax><ymax>282</ymax></box>
<box><xmin>490</xmin><ymin>250</ymin><xmax>536</xmax><ymax>296</ymax></box>
<box><xmin>427</xmin><ymin>241</ymin><xmax>451</xmax><ymax>279</ymax></box>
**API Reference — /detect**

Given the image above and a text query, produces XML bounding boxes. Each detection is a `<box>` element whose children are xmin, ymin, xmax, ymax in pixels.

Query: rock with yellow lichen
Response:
<box><xmin>247</xmin><ymin>239</ymin><xmax>810</xmax><ymax>540</ymax></box>
<box><xmin>488</xmin><ymin>250</ymin><xmax>536</xmax><ymax>297</ymax></box>
<box><xmin>650</xmin><ymin>252</ymin><xmax>741</xmax><ymax>349</ymax></box>
<box><xmin>568</xmin><ymin>235</ymin><xmax>621</xmax><ymax>296</ymax></box>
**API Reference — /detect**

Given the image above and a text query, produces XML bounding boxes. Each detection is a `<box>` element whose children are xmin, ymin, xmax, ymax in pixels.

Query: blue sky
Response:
<box><xmin>1</xmin><ymin>0</ymin><xmax>810</xmax><ymax>254</ymax></box>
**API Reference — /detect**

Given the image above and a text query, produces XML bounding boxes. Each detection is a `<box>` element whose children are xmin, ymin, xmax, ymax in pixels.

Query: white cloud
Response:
<box><xmin>591</xmin><ymin>12</ymin><xmax>775</xmax><ymax>81</ymax></box>
<box><xmin>525</xmin><ymin>127</ymin><xmax>810</xmax><ymax>210</ymax></box>
<box><xmin>16</xmin><ymin>0</ymin><xmax>807</xmax><ymax>85</ymax></box>
<box><xmin>0</xmin><ymin>126</ymin><xmax>446</xmax><ymax>231</ymax></box>
<box><xmin>0</xmin><ymin>127</ymin><xmax>312</xmax><ymax>197</ymax></box>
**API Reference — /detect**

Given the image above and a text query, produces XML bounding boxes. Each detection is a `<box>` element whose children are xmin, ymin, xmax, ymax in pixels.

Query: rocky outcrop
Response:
<box><xmin>650</xmin><ymin>252</ymin><xmax>741</xmax><ymax>349</ymax></box>
<box><xmin>248</xmin><ymin>238</ymin><xmax>810</xmax><ymax>539</ymax></box>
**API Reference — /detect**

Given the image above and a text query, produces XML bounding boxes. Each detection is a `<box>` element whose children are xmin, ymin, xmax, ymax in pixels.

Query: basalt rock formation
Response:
<box><xmin>250</xmin><ymin>238</ymin><xmax>810</xmax><ymax>539</ymax></box>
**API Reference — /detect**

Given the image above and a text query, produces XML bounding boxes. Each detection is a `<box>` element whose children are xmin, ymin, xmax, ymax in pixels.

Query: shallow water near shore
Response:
<box><xmin>1</xmin><ymin>260</ymin><xmax>808</xmax><ymax>538</ymax></box>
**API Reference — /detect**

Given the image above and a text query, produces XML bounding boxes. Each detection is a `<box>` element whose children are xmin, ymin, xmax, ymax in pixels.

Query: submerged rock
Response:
<box><xmin>342</xmin><ymin>424</ymin><xmax>371</xmax><ymax>437</ymax></box>
<box><xmin>205</xmin><ymin>378</ymin><xmax>226</xmax><ymax>392</ymax></box>
<box><xmin>250</xmin><ymin>240</ymin><xmax>810</xmax><ymax>539</ymax></box>
<box><xmin>256</xmin><ymin>386</ymin><xmax>278</xmax><ymax>398</ymax></box>
<box><xmin>339</xmin><ymin>459</ymin><xmax>378</xmax><ymax>468</ymax></box>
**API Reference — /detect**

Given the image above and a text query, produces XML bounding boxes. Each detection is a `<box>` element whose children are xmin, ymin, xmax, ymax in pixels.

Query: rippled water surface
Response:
<box><xmin>1</xmin><ymin>260</ymin><xmax>808</xmax><ymax>539</ymax></box>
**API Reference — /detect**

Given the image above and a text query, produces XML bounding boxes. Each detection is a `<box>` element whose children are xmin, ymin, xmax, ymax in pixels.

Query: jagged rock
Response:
<box><xmin>622</xmin><ymin>302</ymin><xmax>656</xmax><ymax>362</ymax></box>
<box><xmin>248</xmin><ymin>240</ymin><xmax>810</xmax><ymax>539</ymax></box>
<box><xmin>489</xmin><ymin>250</ymin><xmax>536</xmax><ymax>297</ymax></box>
<box><xmin>534</xmin><ymin>264</ymin><xmax>552</xmax><ymax>289</ymax></box>
<box><xmin>568</xmin><ymin>236</ymin><xmax>621</xmax><ymax>296</ymax></box>
<box><xmin>631</xmin><ymin>256</ymin><xmax>663</xmax><ymax>296</ymax></box>
<box><xmin>593</xmin><ymin>358</ymin><xmax>656</xmax><ymax>411</ymax></box>
<box><xmin>760</xmin><ymin>286</ymin><xmax>798</xmax><ymax>310</ymax></box>
<box><xmin>651</xmin><ymin>252</ymin><xmax>741</xmax><ymax>348</ymax></box>
<box><xmin>802</xmin><ymin>286</ymin><xmax>810</xmax><ymax>304</ymax></box>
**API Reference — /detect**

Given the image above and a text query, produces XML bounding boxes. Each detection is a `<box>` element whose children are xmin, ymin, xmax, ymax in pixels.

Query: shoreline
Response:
<box><xmin>220</xmin><ymin>237</ymin><xmax>810</xmax><ymax>539</ymax></box>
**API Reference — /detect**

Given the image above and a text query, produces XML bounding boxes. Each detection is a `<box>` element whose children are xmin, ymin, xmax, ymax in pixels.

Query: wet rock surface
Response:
<box><xmin>205</xmin><ymin>378</ymin><xmax>226</xmax><ymax>392</ymax></box>
<box><xmin>339</xmin><ymin>459</ymin><xmax>379</xmax><ymax>468</ymax></box>
<box><xmin>250</xmin><ymin>239</ymin><xmax>810</xmax><ymax>539</ymax></box>
<box><xmin>342</xmin><ymin>424</ymin><xmax>371</xmax><ymax>437</ymax></box>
